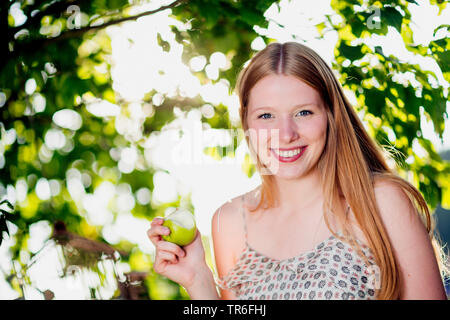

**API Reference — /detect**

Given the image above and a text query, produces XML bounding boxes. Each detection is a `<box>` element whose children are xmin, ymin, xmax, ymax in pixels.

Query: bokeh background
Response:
<box><xmin>0</xmin><ymin>0</ymin><xmax>449</xmax><ymax>300</ymax></box>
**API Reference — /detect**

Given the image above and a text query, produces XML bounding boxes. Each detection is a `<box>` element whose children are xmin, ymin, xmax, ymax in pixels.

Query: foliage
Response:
<box><xmin>327</xmin><ymin>0</ymin><xmax>450</xmax><ymax>209</ymax></box>
<box><xmin>0</xmin><ymin>199</ymin><xmax>15</xmax><ymax>246</ymax></box>
<box><xmin>0</xmin><ymin>0</ymin><xmax>448</xmax><ymax>299</ymax></box>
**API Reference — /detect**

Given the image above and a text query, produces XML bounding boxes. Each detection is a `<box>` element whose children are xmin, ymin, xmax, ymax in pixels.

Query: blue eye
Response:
<box><xmin>258</xmin><ymin>113</ymin><xmax>272</xmax><ymax>119</ymax></box>
<box><xmin>297</xmin><ymin>110</ymin><xmax>312</xmax><ymax>116</ymax></box>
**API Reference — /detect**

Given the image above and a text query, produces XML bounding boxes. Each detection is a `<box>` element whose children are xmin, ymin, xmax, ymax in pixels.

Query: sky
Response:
<box><xmin>1</xmin><ymin>0</ymin><xmax>449</xmax><ymax>299</ymax></box>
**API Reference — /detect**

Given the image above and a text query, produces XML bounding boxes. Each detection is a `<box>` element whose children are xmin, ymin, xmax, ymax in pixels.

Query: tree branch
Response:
<box><xmin>11</xmin><ymin>0</ymin><xmax>188</xmax><ymax>60</ymax></box>
<box><xmin>9</xmin><ymin>0</ymin><xmax>84</xmax><ymax>36</ymax></box>
<box><xmin>64</xmin><ymin>0</ymin><xmax>187</xmax><ymax>37</ymax></box>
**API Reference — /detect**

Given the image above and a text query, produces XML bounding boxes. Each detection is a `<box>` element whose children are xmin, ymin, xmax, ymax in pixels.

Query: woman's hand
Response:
<box><xmin>147</xmin><ymin>217</ymin><xmax>208</xmax><ymax>289</ymax></box>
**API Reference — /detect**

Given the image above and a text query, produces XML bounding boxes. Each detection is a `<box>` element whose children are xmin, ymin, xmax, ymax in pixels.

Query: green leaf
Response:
<box><xmin>401</xmin><ymin>24</ymin><xmax>414</xmax><ymax>45</ymax></box>
<box><xmin>406</xmin><ymin>44</ymin><xmax>429</xmax><ymax>56</ymax></box>
<box><xmin>197</xmin><ymin>1</ymin><xmax>220</xmax><ymax>30</ymax></box>
<box><xmin>157</xmin><ymin>33</ymin><xmax>171</xmax><ymax>52</ymax></box>
<box><xmin>433</xmin><ymin>24</ymin><xmax>450</xmax><ymax>36</ymax></box>
<box><xmin>434</xmin><ymin>50</ymin><xmax>450</xmax><ymax>73</ymax></box>
<box><xmin>429</xmin><ymin>38</ymin><xmax>450</xmax><ymax>73</ymax></box>
<box><xmin>316</xmin><ymin>22</ymin><xmax>327</xmax><ymax>37</ymax></box>
<box><xmin>364</xmin><ymin>88</ymin><xmax>386</xmax><ymax>117</ymax></box>
<box><xmin>0</xmin><ymin>199</ymin><xmax>14</xmax><ymax>211</ymax></box>
<box><xmin>108</xmin><ymin>0</ymin><xmax>128</xmax><ymax>10</ymax></box>
<box><xmin>418</xmin><ymin>138</ymin><xmax>442</xmax><ymax>162</ymax></box>
<box><xmin>351</xmin><ymin>18</ymin><xmax>366</xmax><ymax>38</ymax></box>
<box><xmin>383</xmin><ymin>6</ymin><xmax>403</xmax><ymax>33</ymax></box>
<box><xmin>0</xmin><ymin>215</ymin><xmax>8</xmax><ymax>247</ymax></box>
<box><xmin>338</xmin><ymin>42</ymin><xmax>365</xmax><ymax>61</ymax></box>
<box><xmin>240</xmin><ymin>7</ymin><xmax>266</xmax><ymax>27</ymax></box>
<box><xmin>441</xmin><ymin>175</ymin><xmax>450</xmax><ymax>210</ymax></box>
<box><xmin>429</xmin><ymin>0</ymin><xmax>447</xmax><ymax>14</ymax></box>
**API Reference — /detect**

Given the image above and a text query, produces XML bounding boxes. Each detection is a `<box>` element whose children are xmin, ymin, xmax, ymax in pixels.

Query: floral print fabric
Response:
<box><xmin>214</xmin><ymin>198</ymin><xmax>379</xmax><ymax>300</ymax></box>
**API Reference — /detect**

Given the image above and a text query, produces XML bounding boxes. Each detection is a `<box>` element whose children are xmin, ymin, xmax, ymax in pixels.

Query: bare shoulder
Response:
<box><xmin>211</xmin><ymin>188</ymin><xmax>258</xmax><ymax>263</ymax></box>
<box><xmin>372</xmin><ymin>177</ymin><xmax>446</xmax><ymax>299</ymax></box>
<box><xmin>211</xmin><ymin>190</ymin><xmax>258</xmax><ymax>300</ymax></box>
<box><xmin>343</xmin><ymin>179</ymin><xmax>416</xmax><ymax>245</ymax></box>
<box><xmin>211</xmin><ymin>195</ymin><xmax>243</xmax><ymax>247</ymax></box>
<box><xmin>211</xmin><ymin>192</ymin><xmax>244</xmax><ymax>257</ymax></box>
<box><xmin>212</xmin><ymin>191</ymin><xmax>248</xmax><ymax>226</ymax></box>
<box><xmin>211</xmin><ymin>187</ymin><xmax>261</xmax><ymax>237</ymax></box>
<box><xmin>373</xmin><ymin>178</ymin><xmax>421</xmax><ymax>233</ymax></box>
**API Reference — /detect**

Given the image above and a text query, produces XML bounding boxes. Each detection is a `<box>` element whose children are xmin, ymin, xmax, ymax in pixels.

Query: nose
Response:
<box><xmin>277</xmin><ymin>116</ymin><xmax>299</xmax><ymax>144</ymax></box>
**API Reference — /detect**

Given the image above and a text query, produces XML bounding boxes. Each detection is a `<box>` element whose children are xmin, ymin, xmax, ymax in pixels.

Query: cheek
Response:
<box><xmin>247</xmin><ymin>121</ymin><xmax>274</xmax><ymax>145</ymax></box>
<box><xmin>302</xmin><ymin>117</ymin><xmax>328</xmax><ymax>143</ymax></box>
<box><xmin>247</xmin><ymin>118</ymin><xmax>271</xmax><ymax>131</ymax></box>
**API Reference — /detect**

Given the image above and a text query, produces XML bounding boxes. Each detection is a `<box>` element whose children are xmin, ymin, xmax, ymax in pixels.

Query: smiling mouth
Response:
<box><xmin>271</xmin><ymin>146</ymin><xmax>307</xmax><ymax>163</ymax></box>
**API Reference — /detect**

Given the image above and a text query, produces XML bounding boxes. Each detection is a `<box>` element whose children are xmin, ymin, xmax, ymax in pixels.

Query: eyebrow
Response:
<box><xmin>250</xmin><ymin>103</ymin><xmax>318</xmax><ymax>113</ymax></box>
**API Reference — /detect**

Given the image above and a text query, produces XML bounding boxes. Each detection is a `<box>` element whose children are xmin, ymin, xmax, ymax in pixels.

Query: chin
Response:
<box><xmin>258</xmin><ymin>155</ymin><xmax>316</xmax><ymax>179</ymax></box>
<box><xmin>268</xmin><ymin>160</ymin><xmax>316</xmax><ymax>180</ymax></box>
<box><xmin>275</xmin><ymin>171</ymin><xmax>307</xmax><ymax>180</ymax></box>
<box><xmin>263</xmin><ymin>166</ymin><xmax>307</xmax><ymax>180</ymax></box>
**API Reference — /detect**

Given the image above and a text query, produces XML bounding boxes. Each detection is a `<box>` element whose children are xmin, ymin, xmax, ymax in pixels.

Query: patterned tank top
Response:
<box><xmin>214</xmin><ymin>196</ymin><xmax>379</xmax><ymax>300</ymax></box>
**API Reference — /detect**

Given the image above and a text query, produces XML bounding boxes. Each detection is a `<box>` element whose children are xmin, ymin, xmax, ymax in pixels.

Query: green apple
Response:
<box><xmin>162</xmin><ymin>209</ymin><xmax>196</xmax><ymax>246</ymax></box>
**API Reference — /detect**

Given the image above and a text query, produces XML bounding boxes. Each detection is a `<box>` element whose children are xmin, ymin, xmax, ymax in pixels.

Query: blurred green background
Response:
<box><xmin>0</xmin><ymin>0</ymin><xmax>449</xmax><ymax>299</ymax></box>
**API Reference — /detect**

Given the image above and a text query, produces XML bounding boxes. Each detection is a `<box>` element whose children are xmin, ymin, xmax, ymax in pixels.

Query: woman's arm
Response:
<box><xmin>211</xmin><ymin>201</ymin><xmax>242</xmax><ymax>300</ymax></box>
<box><xmin>186</xmin><ymin>199</ymin><xmax>243</xmax><ymax>300</ymax></box>
<box><xmin>185</xmin><ymin>264</ymin><xmax>220</xmax><ymax>299</ymax></box>
<box><xmin>374</xmin><ymin>180</ymin><xmax>447</xmax><ymax>300</ymax></box>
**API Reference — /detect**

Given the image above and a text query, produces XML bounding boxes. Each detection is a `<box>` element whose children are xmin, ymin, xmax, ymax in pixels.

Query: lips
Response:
<box><xmin>271</xmin><ymin>146</ymin><xmax>307</xmax><ymax>163</ymax></box>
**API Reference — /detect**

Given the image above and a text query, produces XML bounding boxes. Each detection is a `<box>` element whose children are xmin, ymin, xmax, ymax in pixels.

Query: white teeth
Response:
<box><xmin>274</xmin><ymin>148</ymin><xmax>303</xmax><ymax>158</ymax></box>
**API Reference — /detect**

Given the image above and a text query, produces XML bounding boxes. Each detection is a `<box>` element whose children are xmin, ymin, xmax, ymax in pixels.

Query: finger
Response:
<box><xmin>157</xmin><ymin>241</ymin><xmax>186</xmax><ymax>258</ymax></box>
<box><xmin>147</xmin><ymin>225</ymin><xmax>171</xmax><ymax>245</ymax></box>
<box><xmin>147</xmin><ymin>224</ymin><xmax>170</xmax><ymax>238</ymax></box>
<box><xmin>156</xmin><ymin>250</ymin><xmax>178</xmax><ymax>264</ymax></box>
<box><xmin>151</xmin><ymin>217</ymin><xmax>164</xmax><ymax>226</ymax></box>
<box><xmin>153</xmin><ymin>257</ymin><xmax>167</xmax><ymax>274</ymax></box>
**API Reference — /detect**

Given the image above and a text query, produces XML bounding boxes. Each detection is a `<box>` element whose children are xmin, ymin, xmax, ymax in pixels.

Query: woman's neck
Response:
<box><xmin>272</xmin><ymin>168</ymin><xmax>323</xmax><ymax>214</ymax></box>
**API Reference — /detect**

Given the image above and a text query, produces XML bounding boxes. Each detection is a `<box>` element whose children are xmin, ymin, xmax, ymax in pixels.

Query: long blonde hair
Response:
<box><xmin>236</xmin><ymin>41</ymin><xmax>448</xmax><ymax>300</ymax></box>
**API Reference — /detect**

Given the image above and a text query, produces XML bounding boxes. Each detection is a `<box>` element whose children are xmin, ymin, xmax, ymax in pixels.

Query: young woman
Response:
<box><xmin>147</xmin><ymin>42</ymin><xmax>448</xmax><ymax>300</ymax></box>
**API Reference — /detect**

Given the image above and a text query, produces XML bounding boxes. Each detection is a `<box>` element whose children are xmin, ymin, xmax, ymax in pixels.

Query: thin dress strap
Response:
<box><xmin>241</xmin><ymin>194</ymin><xmax>249</xmax><ymax>247</ymax></box>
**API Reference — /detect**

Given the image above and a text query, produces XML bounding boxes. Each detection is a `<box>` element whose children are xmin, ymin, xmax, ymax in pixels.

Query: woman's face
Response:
<box><xmin>246</xmin><ymin>74</ymin><xmax>328</xmax><ymax>180</ymax></box>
